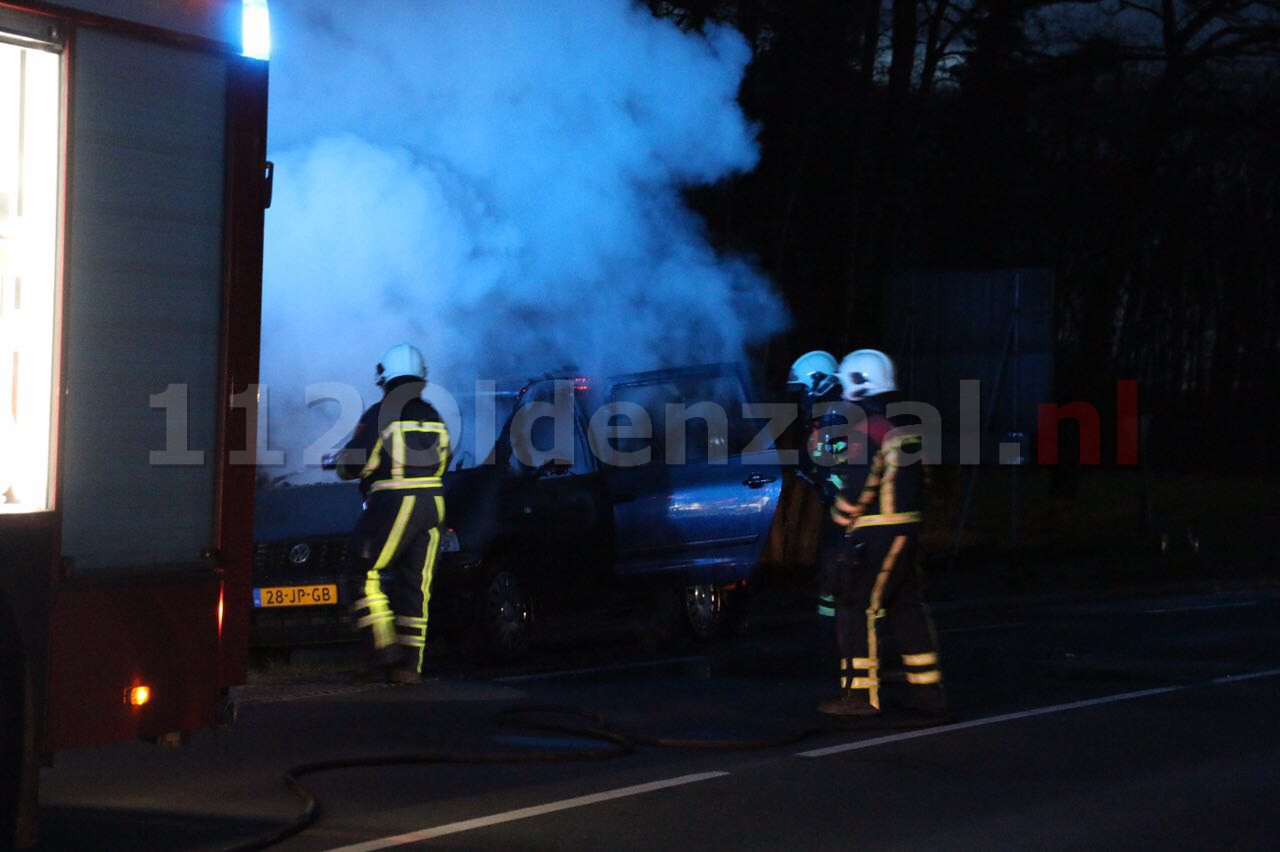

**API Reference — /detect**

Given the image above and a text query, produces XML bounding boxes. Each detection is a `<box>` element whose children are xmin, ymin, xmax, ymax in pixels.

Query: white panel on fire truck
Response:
<box><xmin>0</xmin><ymin>21</ymin><xmax>61</xmax><ymax>513</ymax></box>
<box><xmin>60</xmin><ymin>28</ymin><xmax>227</xmax><ymax>572</ymax></box>
<box><xmin>54</xmin><ymin>0</ymin><xmax>241</xmax><ymax>45</ymax></box>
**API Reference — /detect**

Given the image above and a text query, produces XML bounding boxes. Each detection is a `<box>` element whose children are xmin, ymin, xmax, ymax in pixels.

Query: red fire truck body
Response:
<box><xmin>0</xmin><ymin>1</ymin><xmax>270</xmax><ymax>844</ymax></box>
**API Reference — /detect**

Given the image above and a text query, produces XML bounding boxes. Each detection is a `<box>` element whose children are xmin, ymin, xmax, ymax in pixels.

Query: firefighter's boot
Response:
<box><xmin>387</xmin><ymin>666</ymin><xmax>422</xmax><ymax>686</ymax></box>
<box><xmin>902</xmin><ymin>683</ymin><xmax>948</xmax><ymax>716</ymax></box>
<box><xmin>900</xmin><ymin>652</ymin><xmax>946</xmax><ymax>715</ymax></box>
<box><xmin>817</xmin><ymin>691</ymin><xmax>880</xmax><ymax>716</ymax></box>
<box><xmin>820</xmin><ymin>655</ymin><xmax>881</xmax><ymax>715</ymax></box>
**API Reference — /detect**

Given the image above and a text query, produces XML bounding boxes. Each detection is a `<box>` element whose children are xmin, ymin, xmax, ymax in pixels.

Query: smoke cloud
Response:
<box><xmin>260</xmin><ymin>0</ymin><xmax>786</xmax><ymax>480</ymax></box>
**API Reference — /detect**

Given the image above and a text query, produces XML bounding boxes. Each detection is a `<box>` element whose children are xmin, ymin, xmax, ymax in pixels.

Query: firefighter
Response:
<box><xmin>786</xmin><ymin>350</ymin><xmax>841</xmax><ymax>493</ymax></box>
<box><xmin>332</xmin><ymin>343</ymin><xmax>449</xmax><ymax>684</ymax></box>
<box><xmin>816</xmin><ymin>349</ymin><xmax>946</xmax><ymax>717</ymax></box>
<box><xmin>787</xmin><ymin>350</ymin><xmax>845</xmax><ymax>658</ymax></box>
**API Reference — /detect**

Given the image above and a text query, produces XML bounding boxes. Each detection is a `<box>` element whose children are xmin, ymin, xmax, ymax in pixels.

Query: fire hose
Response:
<box><xmin>222</xmin><ymin>702</ymin><xmax>946</xmax><ymax>851</ymax></box>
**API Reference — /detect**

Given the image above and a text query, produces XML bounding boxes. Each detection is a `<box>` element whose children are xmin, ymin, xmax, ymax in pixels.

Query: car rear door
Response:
<box><xmin>603</xmin><ymin>365</ymin><xmax>783</xmax><ymax>586</ymax></box>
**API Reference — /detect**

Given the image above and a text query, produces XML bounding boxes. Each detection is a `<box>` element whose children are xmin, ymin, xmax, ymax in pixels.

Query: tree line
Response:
<box><xmin>648</xmin><ymin>0</ymin><xmax>1280</xmax><ymax>470</ymax></box>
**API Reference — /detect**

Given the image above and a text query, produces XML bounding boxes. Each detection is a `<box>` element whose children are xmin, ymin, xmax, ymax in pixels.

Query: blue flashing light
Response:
<box><xmin>242</xmin><ymin>0</ymin><xmax>271</xmax><ymax>60</ymax></box>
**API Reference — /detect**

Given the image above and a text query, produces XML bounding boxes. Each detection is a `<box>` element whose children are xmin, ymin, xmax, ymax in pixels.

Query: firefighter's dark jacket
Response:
<box><xmin>796</xmin><ymin>384</ymin><xmax>846</xmax><ymax>502</ymax></box>
<box><xmin>824</xmin><ymin>400</ymin><xmax>924</xmax><ymax>532</ymax></box>
<box><xmin>335</xmin><ymin>378</ymin><xmax>448</xmax><ymax>496</ymax></box>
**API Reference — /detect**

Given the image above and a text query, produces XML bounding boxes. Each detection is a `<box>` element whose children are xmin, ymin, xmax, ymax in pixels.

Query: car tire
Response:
<box><xmin>461</xmin><ymin>562</ymin><xmax>533</xmax><ymax>662</ymax></box>
<box><xmin>681</xmin><ymin>583</ymin><xmax>745</xmax><ymax>642</ymax></box>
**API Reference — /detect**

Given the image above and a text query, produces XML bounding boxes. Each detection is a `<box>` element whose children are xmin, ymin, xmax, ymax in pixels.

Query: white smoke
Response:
<box><xmin>260</xmin><ymin>0</ymin><xmax>786</xmax><ymax>479</ymax></box>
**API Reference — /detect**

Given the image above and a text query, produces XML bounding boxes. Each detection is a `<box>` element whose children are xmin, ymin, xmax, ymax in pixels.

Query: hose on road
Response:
<box><xmin>221</xmin><ymin>702</ymin><xmax>946</xmax><ymax>851</ymax></box>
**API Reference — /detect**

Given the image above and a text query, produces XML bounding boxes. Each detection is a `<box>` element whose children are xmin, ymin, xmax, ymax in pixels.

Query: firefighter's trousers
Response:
<box><xmin>345</xmin><ymin>488</ymin><xmax>445</xmax><ymax>673</ymax></box>
<box><xmin>830</xmin><ymin>524</ymin><xmax>944</xmax><ymax>710</ymax></box>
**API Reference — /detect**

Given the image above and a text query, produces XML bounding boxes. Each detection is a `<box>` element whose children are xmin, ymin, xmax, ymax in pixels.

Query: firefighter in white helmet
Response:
<box><xmin>331</xmin><ymin>343</ymin><xmax>449</xmax><ymax>684</ymax></box>
<box><xmin>787</xmin><ymin>350</ymin><xmax>843</xmax><ymax>491</ymax></box>
<box><xmin>814</xmin><ymin>348</ymin><xmax>946</xmax><ymax>717</ymax></box>
<box><xmin>788</xmin><ymin>349</ymin><xmax>851</xmax><ymax>677</ymax></box>
<box><xmin>787</xmin><ymin>350</ymin><xmax>840</xmax><ymax>398</ymax></box>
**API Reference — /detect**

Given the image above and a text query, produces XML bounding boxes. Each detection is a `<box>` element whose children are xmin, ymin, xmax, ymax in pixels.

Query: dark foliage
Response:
<box><xmin>646</xmin><ymin>0</ymin><xmax>1280</xmax><ymax>469</ymax></box>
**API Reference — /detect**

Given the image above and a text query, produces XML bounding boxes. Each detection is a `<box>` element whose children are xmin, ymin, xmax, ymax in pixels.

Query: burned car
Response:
<box><xmin>251</xmin><ymin>362</ymin><xmax>784</xmax><ymax>659</ymax></box>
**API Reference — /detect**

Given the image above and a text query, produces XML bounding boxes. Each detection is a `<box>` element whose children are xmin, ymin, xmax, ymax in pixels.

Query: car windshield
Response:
<box><xmin>429</xmin><ymin>387</ymin><xmax>519</xmax><ymax>470</ymax></box>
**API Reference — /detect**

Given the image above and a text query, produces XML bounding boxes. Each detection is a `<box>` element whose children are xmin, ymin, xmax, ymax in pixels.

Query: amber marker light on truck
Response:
<box><xmin>126</xmin><ymin>686</ymin><xmax>152</xmax><ymax>707</ymax></box>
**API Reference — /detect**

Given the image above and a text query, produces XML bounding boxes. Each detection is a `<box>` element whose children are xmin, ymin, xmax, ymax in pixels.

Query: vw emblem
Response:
<box><xmin>288</xmin><ymin>543</ymin><xmax>312</xmax><ymax>566</ymax></box>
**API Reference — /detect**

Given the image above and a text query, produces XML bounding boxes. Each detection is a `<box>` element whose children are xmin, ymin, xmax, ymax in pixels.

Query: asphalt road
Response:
<box><xmin>35</xmin><ymin>586</ymin><xmax>1280</xmax><ymax>851</ymax></box>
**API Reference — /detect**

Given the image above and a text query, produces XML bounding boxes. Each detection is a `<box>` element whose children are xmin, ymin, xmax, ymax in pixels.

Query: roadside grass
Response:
<box><xmin>927</xmin><ymin>466</ymin><xmax>1278</xmax><ymax>599</ymax></box>
<box><xmin>762</xmin><ymin>466</ymin><xmax>1279</xmax><ymax>603</ymax></box>
<box><xmin>246</xmin><ymin>645</ymin><xmax>362</xmax><ymax>683</ymax></box>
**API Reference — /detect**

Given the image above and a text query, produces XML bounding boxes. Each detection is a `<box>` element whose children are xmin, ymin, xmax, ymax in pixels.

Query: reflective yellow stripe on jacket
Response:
<box><xmin>849</xmin><ymin>511</ymin><xmax>922</xmax><ymax>529</ymax></box>
<box><xmin>369</xmin><ymin>476</ymin><xmax>444</xmax><ymax>493</ymax></box>
<box><xmin>361</xmin><ymin>420</ymin><xmax>449</xmax><ymax>489</ymax></box>
<box><xmin>831</xmin><ymin>506</ymin><xmax>922</xmax><ymax>530</ymax></box>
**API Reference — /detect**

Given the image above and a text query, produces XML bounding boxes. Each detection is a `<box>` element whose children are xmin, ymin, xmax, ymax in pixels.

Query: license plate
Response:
<box><xmin>253</xmin><ymin>584</ymin><xmax>339</xmax><ymax>608</ymax></box>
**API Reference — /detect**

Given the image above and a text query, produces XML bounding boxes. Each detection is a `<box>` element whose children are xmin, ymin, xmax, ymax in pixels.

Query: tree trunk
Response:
<box><xmin>888</xmin><ymin>0</ymin><xmax>917</xmax><ymax>99</ymax></box>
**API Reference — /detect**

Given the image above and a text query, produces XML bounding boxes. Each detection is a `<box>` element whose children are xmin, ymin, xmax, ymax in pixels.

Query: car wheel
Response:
<box><xmin>683</xmin><ymin>583</ymin><xmax>725</xmax><ymax>641</ymax></box>
<box><xmin>464</xmin><ymin>565</ymin><xmax>532</xmax><ymax>662</ymax></box>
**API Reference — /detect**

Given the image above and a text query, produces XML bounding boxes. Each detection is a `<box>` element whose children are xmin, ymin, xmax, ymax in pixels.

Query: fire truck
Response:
<box><xmin>0</xmin><ymin>1</ymin><xmax>271</xmax><ymax>845</ymax></box>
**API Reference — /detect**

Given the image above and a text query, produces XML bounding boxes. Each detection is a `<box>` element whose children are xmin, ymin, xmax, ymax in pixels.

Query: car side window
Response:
<box><xmin>607</xmin><ymin>381</ymin><xmax>677</xmax><ymax>463</ymax></box>
<box><xmin>722</xmin><ymin>374</ymin><xmax>776</xmax><ymax>454</ymax></box>
<box><xmin>607</xmin><ymin>371</ymin><xmax>758</xmax><ymax>465</ymax></box>
<box><xmin>672</xmin><ymin>374</ymin><xmax>758</xmax><ymax>461</ymax></box>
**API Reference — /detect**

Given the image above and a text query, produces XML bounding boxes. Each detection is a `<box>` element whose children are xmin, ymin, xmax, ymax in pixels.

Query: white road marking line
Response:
<box><xmin>797</xmin><ymin>666</ymin><xmax>1280</xmax><ymax>758</ymax></box>
<box><xmin>328</xmin><ymin>666</ymin><xmax>1280</xmax><ymax>850</ymax></box>
<box><xmin>1210</xmin><ymin>668</ymin><xmax>1280</xmax><ymax>685</ymax></box>
<box><xmin>1144</xmin><ymin>602</ymin><xmax>1261</xmax><ymax>614</ymax></box>
<box><xmin>326</xmin><ymin>771</ymin><xmax>729</xmax><ymax>851</ymax></box>
<box><xmin>494</xmin><ymin>655</ymin><xmax>708</xmax><ymax>683</ymax></box>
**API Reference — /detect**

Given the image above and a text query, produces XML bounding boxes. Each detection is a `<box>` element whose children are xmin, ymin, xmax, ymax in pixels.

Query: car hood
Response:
<box><xmin>254</xmin><ymin>466</ymin><xmax>499</xmax><ymax>543</ymax></box>
<box><xmin>254</xmin><ymin>482</ymin><xmax>364</xmax><ymax>541</ymax></box>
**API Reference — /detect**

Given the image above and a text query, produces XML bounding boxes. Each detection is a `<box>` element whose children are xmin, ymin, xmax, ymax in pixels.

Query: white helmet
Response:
<box><xmin>375</xmin><ymin>343</ymin><xmax>427</xmax><ymax>387</ymax></box>
<box><xmin>787</xmin><ymin>350</ymin><xmax>839</xmax><ymax>396</ymax></box>
<box><xmin>838</xmin><ymin>349</ymin><xmax>895</xmax><ymax>400</ymax></box>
